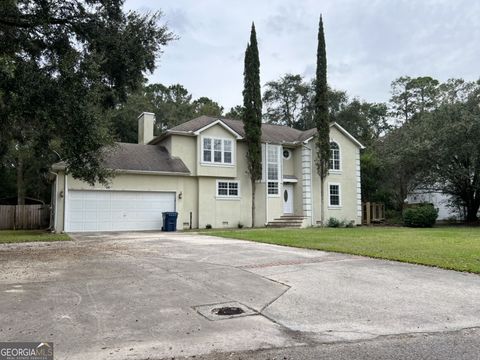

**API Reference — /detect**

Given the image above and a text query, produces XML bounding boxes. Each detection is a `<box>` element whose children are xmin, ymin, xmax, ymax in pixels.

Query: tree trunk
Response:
<box><xmin>465</xmin><ymin>201</ymin><xmax>479</xmax><ymax>222</ymax></box>
<box><xmin>16</xmin><ymin>158</ymin><xmax>26</xmax><ymax>205</ymax></box>
<box><xmin>251</xmin><ymin>179</ymin><xmax>256</xmax><ymax>228</ymax></box>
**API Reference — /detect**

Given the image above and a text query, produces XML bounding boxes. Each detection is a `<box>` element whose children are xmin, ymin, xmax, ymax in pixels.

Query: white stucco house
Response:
<box><xmin>406</xmin><ymin>188</ymin><xmax>463</xmax><ymax>221</ymax></box>
<box><xmin>52</xmin><ymin>112</ymin><xmax>364</xmax><ymax>232</ymax></box>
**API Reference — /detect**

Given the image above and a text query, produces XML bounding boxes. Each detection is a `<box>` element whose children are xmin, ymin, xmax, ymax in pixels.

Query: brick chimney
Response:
<box><xmin>138</xmin><ymin>112</ymin><xmax>155</xmax><ymax>144</ymax></box>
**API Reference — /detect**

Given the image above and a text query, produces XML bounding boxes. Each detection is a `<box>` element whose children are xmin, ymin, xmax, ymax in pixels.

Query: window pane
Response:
<box><xmin>204</xmin><ymin>150</ymin><xmax>211</xmax><ymax>162</ymax></box>
<box><xmin>268</xmin><ymin>182</ymin><xmax>279</xmax><ymax>195</ymax></box>
<box><xmin>218</xmin><ymin>182</ymin><xmax>228</xmax><ymax>196</ymax></box>
<box><xmin>330</xmin><ymin>185</ymin><xmax>340</xmax><ymax>205</ymax></box>
<box><xmin>214</xmin><ymin>139</ymin><xmax>222</xmax><ymax>150</ymax></box>
<box><xmin>268</xmin><ymin>147</ymin><xmax>278</xmax><ymax>163</ymax></box>
<box><xmin>228</xmin><ymin>182</ymin><xmax>238</xmax><ymax>196</ymax></box>
<box><xmin>203</xmin><ymin>138</ymin><xmax>212</xmax><ymax>162</ymax></box>
<box><xmin>204</xmin><ymin>138</ymin><xmax>211</xmax><ymax>149</ymax></box>
<box><xmin>224</xmin><ymin>151</ymin><xmax>232</xmax><ymax>163</ymax></box>
<box><xmin>268</xmin><ymin>164</ymin><xmax>278</xmax><ymax>180</ymax></box>
<box><xmin>214</xmin><ymin>150</ymin><xmax>222</xmax><ymax>162</ymax></box>
<box><xmin>329</xmin><ymin>142</ymin><xmax>340</xmax><ymax>170</ymax></box>
<box><xmin>224</xmin><ymin>140</ymin><xmax>232</xmax><ymax>152</ymax></box>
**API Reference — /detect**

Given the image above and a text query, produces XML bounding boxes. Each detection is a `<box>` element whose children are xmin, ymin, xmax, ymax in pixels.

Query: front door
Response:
<box><xmin>283</xmin><ymin>184</ymin><xmax>294</xmax><ymax>214</ymax></box>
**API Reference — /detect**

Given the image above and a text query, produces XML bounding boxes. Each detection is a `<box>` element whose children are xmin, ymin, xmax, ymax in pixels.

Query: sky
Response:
<box><xmin>125</xmin><ymin>0</ymin><xmax>480</xmax><ymax>111</ymax></box>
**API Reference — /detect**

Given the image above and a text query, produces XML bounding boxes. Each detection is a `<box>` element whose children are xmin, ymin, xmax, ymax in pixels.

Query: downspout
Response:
<box><xmin>265</xmin><ymin>142</ymin><xmax>269</xmax><ymax>226</ymax></box>
<box><xmin>310</xmin><ymin>144</ymin><xmax>314</xmax><ymax>226</ymax></box>
<box><xmin>63</xmin><ymin>173</ymin><xmax>68</xmax><ymax>233</ymax></box>
<box><xmin>49</xmin><ymin>171</ymin><xmax>58</xmax><ymax>232</ymax></box>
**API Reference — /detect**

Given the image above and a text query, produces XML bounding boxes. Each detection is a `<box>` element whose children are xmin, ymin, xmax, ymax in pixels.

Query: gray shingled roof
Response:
<box><xmin>103</xmin><ymin>143</ymin><xmax>190</xmax><ymax>173</ymax></box>
<box><xmin>164</xmin><ymin>115</ymin><xmax>317</xmax><ymax>145</ymax></box>
<box><xmin>52</xmin><ymin>143</ymin><xmax>190</xmax><ymax>174</ymax></box>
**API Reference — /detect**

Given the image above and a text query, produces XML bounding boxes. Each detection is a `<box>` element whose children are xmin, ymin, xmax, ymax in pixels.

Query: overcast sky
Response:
<box><xmin>125</xmin><ymin>0</ymin><xmax>479</xmax><ymax>111</ymax></box>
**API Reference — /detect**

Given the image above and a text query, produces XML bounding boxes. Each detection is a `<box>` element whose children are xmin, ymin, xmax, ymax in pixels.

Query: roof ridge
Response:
<box><xmin>222</xmin><ymin>117</ymin><xmax>311</xmax><ymax>132</ymax></box>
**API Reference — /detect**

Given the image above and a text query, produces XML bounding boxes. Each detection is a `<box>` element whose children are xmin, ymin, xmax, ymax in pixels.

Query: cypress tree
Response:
<box><xmin>314</xmin><ymin>15</ymin><xmax>330</xmax><ymax>225</ymax></box>
<box><xmin>242</xmin><ymin>22</ymin><xmax>263</xmax><ymax>227</ymax></box>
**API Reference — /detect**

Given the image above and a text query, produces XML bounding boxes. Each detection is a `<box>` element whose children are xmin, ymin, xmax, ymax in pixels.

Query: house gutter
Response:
<box><xmin>114</xmin><ymin>169</ymin><xmax>191</xmax><ymax>176</ymax></box>
<box><xmin>49</xmin><ymin>171</ymin><xmax>58</xmax><ymax>231</ymax></box>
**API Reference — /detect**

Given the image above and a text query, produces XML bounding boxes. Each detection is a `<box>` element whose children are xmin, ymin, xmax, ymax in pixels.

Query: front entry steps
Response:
<box><xmin>266</xmin><ymin>215</ymin><xmax>305</xmax><ymax>228</ymax></box>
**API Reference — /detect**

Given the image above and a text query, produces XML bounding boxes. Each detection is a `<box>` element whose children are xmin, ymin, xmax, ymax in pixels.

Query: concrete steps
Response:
<box><xmin>266</xmin><ymin>215</ymin><xmax>305</xmax><ymax>228</ymax></box>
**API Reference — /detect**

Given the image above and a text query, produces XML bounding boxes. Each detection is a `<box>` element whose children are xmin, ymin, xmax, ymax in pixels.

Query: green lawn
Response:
<box><xmin>205</xmin><ymin>227</ymin><xmax>480</xmax><ymax>273</ymax></box>
<box><xmin>0</xmin><ymin>230</ymin><xmax>70</xmax><ymax>244</ymax></box>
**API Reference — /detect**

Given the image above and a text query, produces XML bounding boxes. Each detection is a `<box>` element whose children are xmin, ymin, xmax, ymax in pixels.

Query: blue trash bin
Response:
<box><xmin>162</xmin><ymin>212</ymin><xmax>178</xmax><ymax>231</ymax></box>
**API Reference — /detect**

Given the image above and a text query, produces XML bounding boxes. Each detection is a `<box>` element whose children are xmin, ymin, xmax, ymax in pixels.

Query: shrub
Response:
<box><xmin>346</xmin><ymin>220</ymin><xmax>355</xmax><ymax>228</ymax></box>
<box><xmin>327</xmin><ymin>217</ymin><xmax>340</xmax><ymax>227</ymax></box>
<box><xmin>327</xmin><ymin>217</ymin><xmax>347</xmax><ymax>228</ymax></box>
<box><xmin>205</xmin><ymin>224</ymin><xmax>212</xmax><ymax>229</ymax></box>
<box><xmin>385</xmin><ymin>209</ymin><xmax>403</xmax><ymax>225</ymax></box>
<box><xmin>238</xmin><ymin>222</ymin><xmax>244</xmax><ymax>229</ymax></box>
<box><xmin>403</xmin><ymin>204</ymin><xmax>438</xmax><ymax>227</ymax></box>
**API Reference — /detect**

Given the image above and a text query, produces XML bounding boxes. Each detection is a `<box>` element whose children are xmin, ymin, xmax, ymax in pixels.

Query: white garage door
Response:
<box><xmin>66</xmin><ymin>190</ymin><xmax>176</xmax><ymax>232</ymax></box>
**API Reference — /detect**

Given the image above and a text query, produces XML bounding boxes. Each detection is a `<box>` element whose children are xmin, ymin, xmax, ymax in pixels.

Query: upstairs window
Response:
<box><xmin>203</xmin><ymin>138</ymin><xmax>212</xmax><ymax>162</ymax></box>
<box><xmin>267</xmin><ymin>145</ymin><xmax>281</xmax><ymax>195</ymax></box>
<box><xmin>329</xmin><ymin>142</ymin><xmax>340</xmax><ymax>170</ymax></box>
<box><xmin>202</xmin><ymin>137</ymin><xmax>234</xmax><ymax>165</ymax></box>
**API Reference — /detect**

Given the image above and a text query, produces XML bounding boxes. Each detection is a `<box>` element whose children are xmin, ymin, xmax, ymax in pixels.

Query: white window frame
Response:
<box><xmin>216</xmin><ymin>180</ymin><xmax>240</xmax><ymax>199</ymax></box>
<box><xmin>201</xmin><ymin>136</ymin><xmax>235</xmax><ymax>166</ymax></box>
<box><xmin>328</xmin><ymin>182</ymin><xmax>342</xmax><ymax>207</ymax></box>
<box><xmin>267</xmin><ymin>145</ymin><xmax>281</xmax><ymax>197</ymax></box>
<box><xmin>329</xmin><ymin>141</ymin><xmax>341</xmax><ymax>172</ymax></box>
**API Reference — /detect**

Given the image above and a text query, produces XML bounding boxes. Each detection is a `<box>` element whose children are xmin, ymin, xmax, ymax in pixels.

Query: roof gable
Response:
<box><xmin>193</xmin><ymin>119</ymin><xmax>243</xmax><ymax>139</ymax></box>
<box><xmin>301</xmin><ymin>123</ymin><xmax>365</xmax><ymax>149</ymax></box>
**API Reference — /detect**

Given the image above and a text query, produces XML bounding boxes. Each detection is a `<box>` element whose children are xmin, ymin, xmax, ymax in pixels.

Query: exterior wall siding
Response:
<box><xmin>311</xmin><ymin>126</ymin><xmax>361</xmax><ymax>225</ymax></box>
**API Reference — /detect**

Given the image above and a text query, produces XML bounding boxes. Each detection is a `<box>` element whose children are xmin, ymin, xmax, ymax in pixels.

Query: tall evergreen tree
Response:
<box><xmin>314</xmin><ymin>15</ymin><xmax>330</xmax><ymax>225</ymax></box>
<box><xmin>242</xmin><ymin>23</ymin><xmax>262</xmax><ymax>227</ymax></box>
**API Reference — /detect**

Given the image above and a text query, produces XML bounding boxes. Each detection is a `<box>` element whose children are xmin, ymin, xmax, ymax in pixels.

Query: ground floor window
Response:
<box><xmin>329</xmin><ymin>183</ymin><xmax>341</xmax><ymax>206</ymax></box>
<box><xmin>217</xmin><ymin>180</ymin><xmax>239</xmax><ymax>197</ymax></box>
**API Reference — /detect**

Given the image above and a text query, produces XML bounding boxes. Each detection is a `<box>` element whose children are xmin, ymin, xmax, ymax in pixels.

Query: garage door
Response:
<box><xmin>66</xmin><ymin>190</ymin><xmax>176</xmax><ymax>232</ymax></box>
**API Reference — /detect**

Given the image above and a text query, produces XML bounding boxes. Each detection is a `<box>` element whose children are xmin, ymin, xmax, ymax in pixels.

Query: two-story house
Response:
<box><xmin>52</xmin><ymin>112</ymin><xmax>364</xmax><ymax>232</ymax></box>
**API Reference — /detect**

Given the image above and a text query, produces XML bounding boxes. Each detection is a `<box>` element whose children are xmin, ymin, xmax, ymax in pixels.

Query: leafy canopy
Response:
<box><xmin>0</xmin><ymin>0</ymin><xmax>175</xmax><ymax>186</ymax></box>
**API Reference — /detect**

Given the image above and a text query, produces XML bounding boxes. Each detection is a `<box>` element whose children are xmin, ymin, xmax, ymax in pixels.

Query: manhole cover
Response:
<box><xmin>211</xmin><ymin>306</ymin><xmax>245</xmax><ymax>316</ymax></box>
<box><xmin>194</xmin><ymin>301</ymin><xmax>257</xmax><ymax>321</ymax></box>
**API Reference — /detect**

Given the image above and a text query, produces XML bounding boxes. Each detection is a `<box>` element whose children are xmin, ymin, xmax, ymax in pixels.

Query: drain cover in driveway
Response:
<box><xmin>194</xmin><ymin>301</ymin><xmax>257</xmax><ymax>321</ymax></box>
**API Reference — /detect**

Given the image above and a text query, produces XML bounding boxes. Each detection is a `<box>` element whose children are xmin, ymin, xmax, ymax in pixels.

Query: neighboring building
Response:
<box><xmin>406</xmin><ymin>189</ymin><xmax>463</xmax><ymax>221</ymax></box>
<box><xmin>52</xmin><ymin>113</ymin><xmax>364</xmax><ymax>232</ymax></box>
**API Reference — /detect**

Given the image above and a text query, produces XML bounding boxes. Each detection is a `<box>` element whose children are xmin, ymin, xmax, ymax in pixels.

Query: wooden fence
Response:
<box><xmin>0</xmin><ymin>205</ymin><xmax>51</xmax><ymax>230</ymax></box>
<box><xmin>362</xmin><ymin>202</ymin><xmax>385</xmax><ymax>225</ymax></box>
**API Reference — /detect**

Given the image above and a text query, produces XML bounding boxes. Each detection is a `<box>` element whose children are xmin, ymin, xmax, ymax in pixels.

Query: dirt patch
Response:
<box><xmin>0</xmin><ymin>240</ymin><xmax>131</xmax><ymax>284</ymax></box>
<box><xmin>0</xmin><ymin>241</ymin><xmax>128</xmax><ymax>262</ymax></box>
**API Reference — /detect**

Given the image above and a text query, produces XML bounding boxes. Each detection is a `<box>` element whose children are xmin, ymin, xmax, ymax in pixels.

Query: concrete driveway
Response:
<box><xmin>1</xmin><ymin>231</ymin><xmax>479</xmax><ymax>359</ymax></box>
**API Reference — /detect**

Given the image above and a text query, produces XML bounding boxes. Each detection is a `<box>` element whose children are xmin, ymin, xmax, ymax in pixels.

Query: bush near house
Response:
<box><xmin>403</xmin><ymin>203</ymin><xmax>438</xmax><ymax>227</ymax></box>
